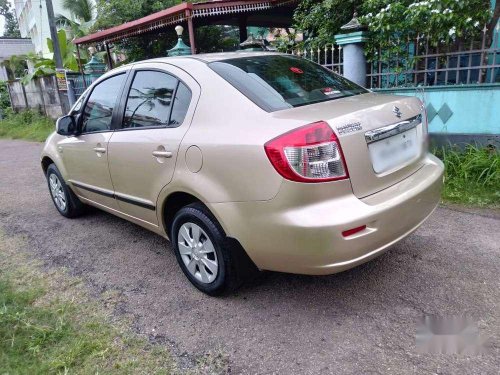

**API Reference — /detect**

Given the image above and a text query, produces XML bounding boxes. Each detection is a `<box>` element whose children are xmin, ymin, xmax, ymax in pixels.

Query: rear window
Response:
<box><xmin>209</xmin><ymin>55</ymin><xmax>368</xmax><ymax>112</ymax></box>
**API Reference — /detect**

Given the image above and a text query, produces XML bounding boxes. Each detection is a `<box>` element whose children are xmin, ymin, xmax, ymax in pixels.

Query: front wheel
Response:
<box><xmin>171</xmin><ymin>203</ymin><xmax>255</xmax><ymax>296</ymax></box>
<box><xmin>46</xmin><ymin>164</ymin><xmax>85</xmax><ymax>218</ymax></box>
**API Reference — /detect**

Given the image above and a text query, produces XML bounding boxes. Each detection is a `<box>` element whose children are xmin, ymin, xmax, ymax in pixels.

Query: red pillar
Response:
<box><xmin>186</xmin><ymin>9</ymin><xmax>196</xmax><ymax>54</ymax></box>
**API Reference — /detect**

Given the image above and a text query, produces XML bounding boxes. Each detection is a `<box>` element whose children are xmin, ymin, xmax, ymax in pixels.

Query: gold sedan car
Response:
<box><xmin>41</xmin><ymin>52</ymin><xmax>444</xmax><ymax>295</ymax></box>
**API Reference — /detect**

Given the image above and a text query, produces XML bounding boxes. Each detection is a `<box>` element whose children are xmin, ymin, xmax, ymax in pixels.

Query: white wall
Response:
<box><xmin>14</xmin><ymin>0</ymin><xmax>81</xmax><ymax>57</ymax></box>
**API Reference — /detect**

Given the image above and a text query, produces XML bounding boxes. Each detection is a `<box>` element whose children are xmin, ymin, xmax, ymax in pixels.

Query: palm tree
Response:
<box><xmin>55</xmin><ymin>0</ymin><xmax>95</xmax><ymax>36</ymax></box>
<box><xmin>62</xmin><ymin>0</ymin><xmax>94</xmax><ymax>23</ymax></box>
<box><xmin>55</xmin><ymin>0</ymin><xmax>95</xmax><ymax>45</ymax></box>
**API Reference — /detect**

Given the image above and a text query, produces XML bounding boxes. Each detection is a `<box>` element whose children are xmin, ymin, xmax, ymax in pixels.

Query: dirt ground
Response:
<box><xmin>1</xmin><ymin>139</ymin><xmax>499</xmax><ymax>374</ymax></box>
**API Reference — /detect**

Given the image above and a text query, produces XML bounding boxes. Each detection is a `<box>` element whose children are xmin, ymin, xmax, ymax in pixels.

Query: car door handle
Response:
<box><xmin>152</xmin><ymin>150</ymin><xmax>173</xmax><ymax>158</ymax></box>
<box><xmin>93</xmin><ymin>147</ymin><xmax>106</xmax><ymax>154</ymax></box>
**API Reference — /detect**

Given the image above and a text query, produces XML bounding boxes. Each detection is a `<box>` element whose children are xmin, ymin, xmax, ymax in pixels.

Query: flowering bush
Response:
<box><xmin>361</xmin><ymin>0</ymin><xmax>491</xmax><ymax>45</ymax></box>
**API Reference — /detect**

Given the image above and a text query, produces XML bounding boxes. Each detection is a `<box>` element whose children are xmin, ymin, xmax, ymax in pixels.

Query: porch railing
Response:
<box><xmin>285</xmin><ymin>45</ymin><xmax>343</xmax><ymax>75</ymax></box>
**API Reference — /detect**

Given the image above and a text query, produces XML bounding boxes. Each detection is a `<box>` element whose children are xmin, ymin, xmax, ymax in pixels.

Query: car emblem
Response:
<box><xmin>393</xmin><ymin>106</ymin><xmax>402</xmax><ymax>118</ymax></box>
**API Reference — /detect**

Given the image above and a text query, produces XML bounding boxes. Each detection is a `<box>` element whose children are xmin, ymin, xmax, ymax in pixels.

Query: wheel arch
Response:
<box><xmin>161</xmin><ymin>191</ymin><xmax>207</xmax><ymax>239</ymax></box>
<box><xmin>41</xmin><ymin>156</ymin><xmax>55</xmax><ymax>174</ymax></box>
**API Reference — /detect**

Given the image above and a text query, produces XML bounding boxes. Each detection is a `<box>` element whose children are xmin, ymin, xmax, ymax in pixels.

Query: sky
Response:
<box><xmin>0</xmin><ymin>16</ymin><xmax>5</xmax><ymax>36</ymax></box>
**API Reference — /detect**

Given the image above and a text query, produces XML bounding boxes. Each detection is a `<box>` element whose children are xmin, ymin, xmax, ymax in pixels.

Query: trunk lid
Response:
<box><xmin>272</xmin><ymin>93</ymin><xmax>427</xmax><ymax>198</ymax></box>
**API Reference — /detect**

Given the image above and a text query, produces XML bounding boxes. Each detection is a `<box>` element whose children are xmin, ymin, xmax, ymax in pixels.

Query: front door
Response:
<box><xmin>107</xmin><ymin>64</ymin><xmax>199</xmax><ymax>225</ymax></box>
<box><xmin>60</xmin><ymin>73</ymin><xmax>127</xmax><ymax>209</ymax></box>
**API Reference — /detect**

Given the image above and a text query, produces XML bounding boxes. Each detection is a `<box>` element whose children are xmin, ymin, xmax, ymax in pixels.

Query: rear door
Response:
<box><xmin>107</xmin><ymin>63</ymin><xmax>199</xmax><ymax>225</ymax></box>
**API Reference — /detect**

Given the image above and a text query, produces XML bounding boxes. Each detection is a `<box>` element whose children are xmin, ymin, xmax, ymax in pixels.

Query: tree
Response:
<box><xmin>293</xmin><ymin>0</ymin><xmax>359</xmax><ymax>46</ymax></box>
<box><xmin>93</xmin><ymin>0</ymin><xmax>181</xmax><ymax>61</ymax></box>
<box><xmin>361</xmin><ymin>0</ymin><xmax>492</xmax><ymax>46</ymax></box>
<box><xmin>0</xmin><ymin>0</ymin><xmax>21</xmax><ymax>37</ymax></box>
<box><xmin>61</xmin><ymin>0</ymin><xmax>94</xmax><ymax>23</ymax></box>
<box><xmin>292</xmin><ymin>0</ymin><xmax>497</xmax><ymax>50</ymax></box>
<box><xmin>55</xmin><ymin>0</ymin><xmax>95</xmax><ymax>39</ymax></box>
<box><xmin>93</xmin><ymin>0</ymin><xmax>237</xmax><ymax>61</ymax></box>
<box><xmin>46</xmin><ymin>29</ymin><xmax>84</xmax><ymax>71</ymax></box>
<box><xmin>0</xmin><ymin>54</ymin><xmax>27</xmax><ymax>79</ymax></box>
<box><xmin>0</xmin><ymin>81</ymin><xmax>11</xmax><ymax>115</ymax></box>
<box><xmin>94</xmin><ymin>0</ymin><xmax>180</xmax><ymax>30</ymax></box>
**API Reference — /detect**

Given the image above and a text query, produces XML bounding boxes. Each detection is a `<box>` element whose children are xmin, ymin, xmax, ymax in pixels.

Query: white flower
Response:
<box><xmin>466</xmin><ymin>17</ymin><xmax>472</xmax><ymax>22</ymax></box>
<box><xmin>431</xmin><ymin>9</ymin><xmax>439</xmax><ymax>14</ymax></box>
<box><xmin>474</xmin><ymin>21</ymin><xmax>480</xmax><ymax>27</ymax></box>
<box><xmin>448</xmin><ymin>27</ymin><xmax>456</xmax><ymax>36</ymax></box>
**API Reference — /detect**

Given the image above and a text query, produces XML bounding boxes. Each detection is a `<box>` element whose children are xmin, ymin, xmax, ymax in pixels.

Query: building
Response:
<box><xmin>13</xmin><ymin>0</ymin><xmax>74</xmax><ymax>57</ymax></box>
<box><xmin>0</xmin><ymin>37</ymin><xmax>35</xmax><ymax>80</ymax></box>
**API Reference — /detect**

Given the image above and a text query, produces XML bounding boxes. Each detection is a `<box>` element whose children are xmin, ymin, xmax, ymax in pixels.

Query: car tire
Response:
<box><xmin>46</xmin><ymin>163</ymin><xmax>85</xmax><ymax>218</ymax></box>
<box><xmin>171</xmin><ymin>203</ymin><xmax>256</xmax><ymax>296</ymax></box>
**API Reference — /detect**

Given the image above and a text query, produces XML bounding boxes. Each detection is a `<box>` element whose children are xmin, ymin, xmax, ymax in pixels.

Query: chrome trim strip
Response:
<box><xmin>365</xmin><ymin>114</ymin><xmax>422</xmax><ymax>144</ymax></box>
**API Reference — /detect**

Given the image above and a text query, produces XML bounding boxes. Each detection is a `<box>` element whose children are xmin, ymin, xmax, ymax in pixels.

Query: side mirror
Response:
<box><xmin>56</xmin><ymin>115</ymin><xmax>77</xmax><ymax>136</ymax></box>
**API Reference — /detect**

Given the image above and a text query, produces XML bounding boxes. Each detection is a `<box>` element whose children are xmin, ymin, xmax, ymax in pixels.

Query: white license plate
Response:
<box><xmin>368</xmin><ymin>128</ymin><xmax>419</xmax><ymax>174</ymax></box>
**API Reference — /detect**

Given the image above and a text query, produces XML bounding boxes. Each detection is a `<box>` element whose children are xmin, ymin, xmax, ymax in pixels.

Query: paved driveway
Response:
<box><xmin>0</xmin><ymin>139</ymin><xmax>499</xmax><ymax>374</ymax></box>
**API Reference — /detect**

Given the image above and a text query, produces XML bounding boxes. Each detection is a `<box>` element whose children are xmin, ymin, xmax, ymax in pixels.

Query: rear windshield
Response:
<box><xmin>209</xmin><ymin>55</ymin><xmax>368</xmax><ymax>112</ymax></box>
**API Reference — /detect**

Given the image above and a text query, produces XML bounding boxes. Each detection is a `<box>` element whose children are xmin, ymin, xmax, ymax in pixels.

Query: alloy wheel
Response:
<box><xmin>49</xmin><ymin>174</ymin><xmax>67</xmax><ymax>212</ymax></box>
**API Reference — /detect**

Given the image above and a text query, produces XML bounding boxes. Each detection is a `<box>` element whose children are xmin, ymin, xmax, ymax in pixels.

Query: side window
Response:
<box><xmin>169</xmin><ymin>82</ymin><xmax>192</xmax><ymax>126</ymax></box>
<box><xmin>123</xmin><ymin>71</ymin><xmax>178</xmax><ymax>129</ymax></box>
<box><xmin>81</xmin><ymin>74</ymin><xmax>125</xmax><ymax>133</ymax></box>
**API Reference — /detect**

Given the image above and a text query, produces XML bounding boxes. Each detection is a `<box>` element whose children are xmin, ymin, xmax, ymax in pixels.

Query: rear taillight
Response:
<box><xmin>264</xmin><ymin>121</ymin><xmax>349</xmax><ymax>183</ymax></box>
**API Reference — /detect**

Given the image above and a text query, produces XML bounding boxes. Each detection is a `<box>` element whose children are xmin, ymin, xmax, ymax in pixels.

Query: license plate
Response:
<box><xmin>368</xmin><ymin>128</ymin><xmax>419</xmax><ymax>174</ymax></box>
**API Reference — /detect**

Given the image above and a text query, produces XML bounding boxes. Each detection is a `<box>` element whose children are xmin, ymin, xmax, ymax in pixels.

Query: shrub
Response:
<box><xmin>0</xmin><ymin>110</ymin><xmax>55</xmax><ymax>142</ymax></box>
<box><xmin>434</xmin><ymin>145</ymin><xmax>500</xmax><ymax>207</ymax></box>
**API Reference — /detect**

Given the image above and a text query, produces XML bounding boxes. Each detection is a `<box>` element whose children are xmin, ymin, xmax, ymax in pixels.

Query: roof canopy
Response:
<box><xmin>74</xmin><ymin>0</ymin><xmax>298</xmax><ymax>46</ymax></box>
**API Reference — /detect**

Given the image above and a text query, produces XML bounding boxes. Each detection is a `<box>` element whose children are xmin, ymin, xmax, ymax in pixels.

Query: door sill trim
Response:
<box><xmin>70</xmin><ymin>180</ymin><xmax>156</xmax><ymax>211</ymax></box>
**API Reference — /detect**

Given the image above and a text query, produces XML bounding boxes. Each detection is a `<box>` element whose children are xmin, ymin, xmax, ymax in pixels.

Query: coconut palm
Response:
<box><xmin>61</xmin><ymin>0</ymin><xmax>94</xmax><ymax>23</ymax></box>
<box><xmin>55</xmin><ymin>0</ymin><xmax>95</xmax><ymax>37</ymax></box>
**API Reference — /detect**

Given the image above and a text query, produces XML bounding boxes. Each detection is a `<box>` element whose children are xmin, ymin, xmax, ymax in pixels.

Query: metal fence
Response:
<box><xmin>367</xmin><ymin>25</ymin><xmax>500</xmax><ymax>89</ymax></box>
<box><xmin>285</xmin><ymin>45</ymin><xmax>343</xmax><ymax>74</ymax></box>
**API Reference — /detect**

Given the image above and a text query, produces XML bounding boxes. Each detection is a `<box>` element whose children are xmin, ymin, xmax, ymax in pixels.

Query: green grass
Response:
<box><xmin>0</xmin><ymin>110</ymin><xmax>55</xmax><ymax>142</ymax></box>
<box><xmin>433</xmin><ymin>145</ymin><xmax>500</xmax><ymax>207</ymax></box>
<box><xmin>0</xmin><ymin>231</ymin><xmax>228</xmax><ymax>374</ymax></box>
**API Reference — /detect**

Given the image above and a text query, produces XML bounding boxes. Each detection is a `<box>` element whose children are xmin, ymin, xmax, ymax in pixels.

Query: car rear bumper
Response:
<box><xmin>210</xmin><ymin>154</ymin><xmax>444</xmax><ymax>275</ymax></box>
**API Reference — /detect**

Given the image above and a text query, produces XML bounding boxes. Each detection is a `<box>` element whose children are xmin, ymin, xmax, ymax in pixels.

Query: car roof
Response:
<box><xmin>134</xmin><ymin>51</ymin><xmax>287</xmax><ymax>66</ymax></box>
<box><xmin>187</xmin><ymin>51</ymin><xmax>285</xmax><ymax>62</ymax></box>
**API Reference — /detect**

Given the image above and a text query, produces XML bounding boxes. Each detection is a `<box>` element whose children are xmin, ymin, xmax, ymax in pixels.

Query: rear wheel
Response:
<box><xmin>171</xmin><ymin>203</ymin><xmax>255</xmax><ymax>296</ymax></box>
<box><xmin>46</xmin><ymin>164</ymin><xmax>85</xmax><ymax>218</ymax></box>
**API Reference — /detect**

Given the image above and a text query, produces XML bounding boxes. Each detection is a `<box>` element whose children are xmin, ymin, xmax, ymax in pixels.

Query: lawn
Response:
<box><xmin>0</xmin><ymin>231</ymin><xmax>228</xmax><ymax>374</ymax></box>
<box><xmin>0</xmin><ymin>110</ymin><xmax>498</xmax><ymax>207</ymax></box>
<box><xmin>0</xmin><ymin>110</ymin><xmax>55</xmax><ymax>142</ymax></box>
